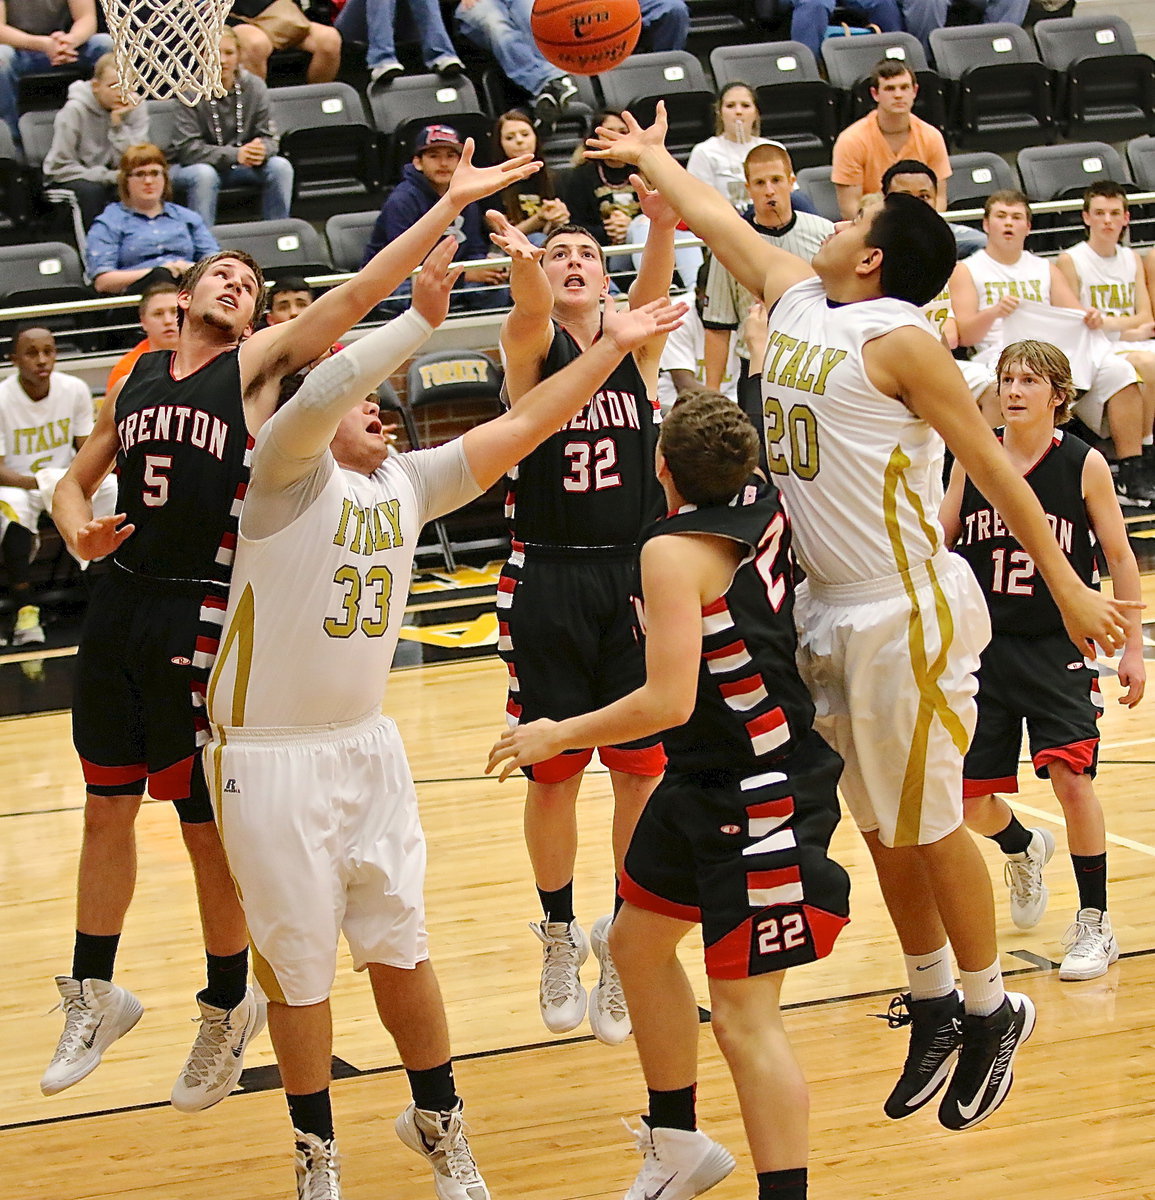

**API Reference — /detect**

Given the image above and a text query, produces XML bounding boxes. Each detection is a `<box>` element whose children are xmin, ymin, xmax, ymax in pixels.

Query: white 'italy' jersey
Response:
<box><xmin>961</xmin><ymin>248</ymin><xmax>1052</xmax><ymax>363</ymax></box>
<box><xmin>0</xmin><ymin>371</ymin><xmax>94</xmax><ymax>473</ymax></box>
<box><xmin>761</xmin><ymin>277</ymin><xmax>945</xmax><ymax>586</ymax></box>
<box><xmin>207</xmin><ymin>441</ymin><xmax>477</xmax><ymax>730</ymax></box>
<box><xmin>1065</xmin><ymin>240</ymin><xmax>1140</xmax><ymax>332</ymax></box>
<box><xmin>922</xmin><ymin>282</ymin><xmax>953</xmax><ymax>338</ymax></box>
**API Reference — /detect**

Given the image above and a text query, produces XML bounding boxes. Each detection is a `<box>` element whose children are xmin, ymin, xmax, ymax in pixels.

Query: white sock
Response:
<box><xmin>959</xmin><ymin>958</ymin><xmax>1005</xmax><ymax>1017</ymax></box>
<box><xmin>905</xmin><ymin>946</ymin><xmax>955</xmax><ymax>1001</ymax></box>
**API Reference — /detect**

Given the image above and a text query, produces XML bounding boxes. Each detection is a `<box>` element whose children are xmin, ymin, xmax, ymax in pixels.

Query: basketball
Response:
<box><xmin>530</xmin><ymin>0</ymin><xmax>642</xmax><ymax>77</ymax></box>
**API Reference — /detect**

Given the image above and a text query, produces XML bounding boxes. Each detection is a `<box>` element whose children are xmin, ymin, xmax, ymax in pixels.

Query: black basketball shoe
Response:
<box><xmin>883</xmin><ymin>991</ymin><xmax>963</xmax><ymax>1119</ymax></box>
<box><xmin>938</xmin><ymin>992</ymin><xmax>1036</xmax><ymax>1131</ymax></box>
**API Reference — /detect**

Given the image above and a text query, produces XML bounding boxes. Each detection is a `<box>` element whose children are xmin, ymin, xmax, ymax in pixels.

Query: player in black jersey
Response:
<box><xmin>489</xmin><ymin>392</ymin><xmax>849</xmax><ymax>1200</ymax></box>
<box><xmin>39</xmin><ymin>142</ymin><xmax>541</xmax><ymax>1108</ymax></box>
<box><xmin>942</xmin><ymin>340</ymin><xmax>1145</xmax><ymax>982</ymax></box>
<box><xmin>488</xmin><ymin>191</ymin><xmax>677</xmax><ymax>1046</ymax></box>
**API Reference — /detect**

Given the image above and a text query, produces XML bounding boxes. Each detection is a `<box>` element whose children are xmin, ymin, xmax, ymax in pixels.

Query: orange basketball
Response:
<box><xmin>530</xmin><ymin>0</ymin><xmax>642</xmax><ymax>77</ymax></box>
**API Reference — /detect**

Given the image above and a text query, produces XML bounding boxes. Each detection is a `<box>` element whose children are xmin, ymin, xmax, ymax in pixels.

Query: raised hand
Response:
<box><xmin>632</xmin><ymin>173</ymin><xmax>678</xmax><ymax>228</ymax></box>
<box><xmin>487</xmin><ymin>211</ymin><xmax>544</xmax><ymax>263</ymax></box>
<box><xmin>486</xmin><ymin>720</ymin><xmax>565</xmax><ymax>782</ymax></box>
<box><xmin>585</xmin><ymin>102</ymin><xmax>668</xmax><ymax>167</ymax></box>
<box><xmin>412</xmin><ymin>235</ymin><xmax>465</xmax><ymax>327</ymax></box>
<box><xmin>602</xmin><ymin>295</ymin><xmax>689</xmax><ymax>354</ymax></box>
<box><xmin>75</xmin><ymin>513</ymin><xmax>135</xmax><ymax>561</ymax></box>
<box><xmin>448</xmin><ymin>139</ymin><xmax>540</xmax><ymax>208</ymax></box>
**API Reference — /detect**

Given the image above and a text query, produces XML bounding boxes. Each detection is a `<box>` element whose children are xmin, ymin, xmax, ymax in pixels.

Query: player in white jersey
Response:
<box><xmin>204</xmin><ymin>234</ymin><xmax>686</xmax><ymax>1200</ymax></box>
<box><xmin>951</xmin><ymin>190</ymin><xmax>1155</xmax><ymax>505</ymax></box>
<box><xmin>0</xmin><ymin>325</ymin><xmax>116</xmax><ymax>644</ymax></box>
<box><xmin>1056</xmin><ymin>181</ymin><xmax>1155</xmax><ymax>485</ymax></box>
<box><xmin>586</xmin><ymin>102</ymin><xmax>1140</xmax><ymax>1132</ymax></box>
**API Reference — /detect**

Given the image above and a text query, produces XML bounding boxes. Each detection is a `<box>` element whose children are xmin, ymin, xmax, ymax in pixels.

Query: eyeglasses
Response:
<box><xmin>129</xmin><ymin>168</ymin><xmax>165</xmax><ymax>180</ymax></box>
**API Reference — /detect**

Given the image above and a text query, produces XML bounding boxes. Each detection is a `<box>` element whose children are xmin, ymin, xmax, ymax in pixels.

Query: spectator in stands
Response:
<box><xmin>265</xmin><ymin>274</ymin><xmax>316</xmax><ymax>324</ymax></box>
<box><xmin>0</xmin><ymin>323</ymin><xmax>115</xmax><ymax>645</ymax></box>
<box><xmin>830</xmin><ymin>59</ymin><xmax>950</xmax><ymax>219</ymax></box>
<box><xmin>42</xmin><ymin>52</ymin><xmax>148</xmax><ymax>229</ymax></box>
<box><xmin>773</xmin><ymin>0</ymin><xmax>902</xmax><ymax>61</ymax></box>
<box><xmin>899</xmin><ymin>0</ymin><xmax>1029</xmax><ymax>59</ymax></box>
<box><xmin>686</xmin><ymin>82</ymin><xmax>821</xmax><ymax>217</ymax></box>
<box><xmin>335</xmin><ymin>0</ymin><xmax>463</xmax><ymax>85</ymax></box>
<box><xmin>456</xmin><ymin>0</ymin><xmax>578</xmax><ymax>126</ymax></box>
<box><xmin>562</xmin><ymin>109</ymin><xmax>640</xmax><ymax>254</ymax></box>
<box><xmin>168</xmin><ymin>27</ymin><xmax>293</xmax><ymax>227</ymax></box>
<box><xmin>105</xmin><ymin>280</ymin><xmax>180</xmax><ymax>393</ymax></box>
<box><xmin>702</xmin><ymin>141</ymin><xmax>833</xmax><ymax>445</ymax></box>
<box><xmin>364</xmin><ymin>123</ymin><xmax>507</xmax><ymax>311</ymax></box>
<box><xmin>491</xmin><ymin>109</ymin><xmax>569</xmax><ymax>243</ymax></box>
<box><xmin>656</xmin><ymin>259</ymin><xmax>739</xmax><ymax>412</ymax></box>
<box><xmin>227</xmin><ymin>0</ymin><xmax>340</xmax><ymax>84</ymax></box>
<box><xmin>950</xmin><ymin>189</ymin><xmax>1155</xmax><ymax>506</ymax></box>
<box><xmin>882</xmin><ymin>158</ymin><xmax>985</xmax><ymax>258</ymax></box>
<box><xmin>86</xmin><ymin>143</ymin><xmax>219</xmax><ymax>295</ymax></box>
<box><xmin>0</xmin><ymin>0</ymin><xmax>112</xmax><ymax>143</ymax></box>
<box><xmin>1057</xmin><ymin>181</ymin><xmax>1155</xmax><ymax>471</ymax></box>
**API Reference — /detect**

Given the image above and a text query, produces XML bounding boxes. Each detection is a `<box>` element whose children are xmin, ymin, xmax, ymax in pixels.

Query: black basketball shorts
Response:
<box><xmin>620</xmin><ymin>731</ymin><xmax>851</xmax><ymax>979</ymax></box>
<box><xmin>963</xmin><ymin>630</ymin><xmax>1101</xmax><ymax>797</ymax></box>
<box><xmin>72</xmin><ymin>570</ymin><xmax>218</xmax><ymax>822</ymax></box>
<box><xmin>497</xmin><ymin>546</ymin><xmax>665</xmax><ymax>783</ymax></box>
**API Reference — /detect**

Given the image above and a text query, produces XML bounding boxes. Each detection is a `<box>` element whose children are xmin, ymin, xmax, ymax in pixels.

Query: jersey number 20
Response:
<box><xmin>763</xmin><ymin>396</ymin><xmax>820</xmax><ymax>481</ymax></box>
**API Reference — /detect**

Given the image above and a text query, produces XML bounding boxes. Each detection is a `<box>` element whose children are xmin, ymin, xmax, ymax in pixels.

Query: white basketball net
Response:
<box><xmin>100</xmin><ymin>0</ymin><xmax>230</xmax><ymax>105</ymax></box>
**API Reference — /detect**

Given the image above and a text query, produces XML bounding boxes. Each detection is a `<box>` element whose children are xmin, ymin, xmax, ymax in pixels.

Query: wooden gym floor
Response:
<box><xmin>1</xmin><ymin>571</ymin><xmax>1153</xmax><ymax>1199</ymax></box>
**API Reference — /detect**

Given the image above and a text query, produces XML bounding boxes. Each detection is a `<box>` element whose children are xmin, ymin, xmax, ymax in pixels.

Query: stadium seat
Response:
<box><xmin>0</xmin><ymin>241</ymin><xmax>92</xmax><ymax>351</ymax></box>
<box><xmin>210</xmin><ymin>218</ymin><xmax>334</xmax><ymax>277</ymax></box>
<box><xmin>366</xmin><ymin>74</ymin><xmax>488</xmax><ymax>183</ymax></box>
<box><xmin>16</xmin><ymin>110</ymin><xmax>87</xmax><ymax>250</ymax></box>
<box><xmin>1033</xmin><ymin>15</ymin><xmax>1155</xmax><ymax>143</ymax></box>
<box><xmin>597</xmin><ymin>53</ymin><xmax>715</xmax><ymax>163</ymax></box>
<box><xmin>819</xmin><ymin>32</ymin><xmax>946</xmax><ymax>128</ymax></box>
<box><xmin>0</xmin><ymin>122</ymin><xmax>28</xmax><ymax>232</ymax></box>
<box><xmin>946</xmin><ymin>151</ymin><xmax>1018</xmax><ymax>210</ymax></box>
<box><xmin>709</xmin><ymin>42</ymin><xmax>836</xmax><ymax>169</ymax></box>
<box><xmin>16</xmin><ymin>66</ymin><xmax>84</xmax><ymax>116</ymax></box>
<box><xmin>405</xmin><ymin>349</ymin><xmax>508</xmax><ymax>571</ymax></box>
<box><xmin>794</xmin><ymin>165</ymin><xmax>840</xmax><ymax>223</ymax></box>
<box><xmin>1016</xmin><ymin>141</ymin><xmax>1130</xmax><ymax>203</ymax></box>
<box><xmin>1126</xmin><ymin>135</ymin><xmax>1155</xmax><ymax>191</ymax></box>
<box><xmin>930</xmin><ymin>23</ymin><xmax>1056</xmax><ymax>152</ymax></box>
<box><xmin>325</xmin><ymin>210</ymin><xmax>382</xmax><ymax>273</ymax></box>
<box><xmin>268</xmin><ymin>82</ymin><xmax>381</xmax><ymax>201</ymax></box>
<box><xmin>144</xmin><ymin>98</ymin><xmax>179</xmax><ymax>155</ymax></box>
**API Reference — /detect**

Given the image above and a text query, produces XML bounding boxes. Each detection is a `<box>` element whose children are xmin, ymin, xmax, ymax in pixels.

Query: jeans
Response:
<box><xmin>456</xmin><ymin>0</ymin><xmax>560</xmax><ymax>95</ymax></box>
<box><xmin>170</xmin><ymin>157</ymin><xmax>294</xmax><ymax>227</ymax></box>
<box><xmin>899</xmin><ymin>0</ymin><xmax>1030</xmax><ymax>58</ymax></box>
<box><xmin>777</xmin><ymin>0</ymin><xmax>902</xmax><ymax>60</ymax></box>
<box><xmin>950</xmin><ymin>221</ymin><xmax>987</xmax><ymax>260</ymax></box>
<box><xmin>0</xmin><ymin>34</ymin><xmax>113</xmax><ymax>142</ymax></box>
<box><xmin>336</xmin><ymin>0</ymin><xmax>456</xmax><ymax>68</ymax></box>
<box><xmin>636</xmin><ymin>0</ymin><xmax>690</xmax><ymax>52</ymax></box>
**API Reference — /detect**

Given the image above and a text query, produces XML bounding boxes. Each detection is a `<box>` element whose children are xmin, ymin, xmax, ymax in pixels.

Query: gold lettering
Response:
<box><xmin>763</xmin><ymin>332</ymin><xmax>795</xmax><ymax>383</ymax></box>
<box><xmin>777</xmin><ymin>339</ymin><xmax>808</xmax><ymax>389</ymax></box>
<box><xmin>794</xmin><ymin>344</ymin><xmax>823</xmax><ymax>393</ymax></box>
<box><xmin>812</xmin><ymin>348</ymin><xmax>848</xmax><ymax>395</ymax></box>
<box><xmin>332</xmin><ymin>497</ymin><xmax>354</xmax><ymax>547</ymax></box>
<box><xmin>378</xmin><ymin>499</ymin><xmax>403</xmax><ymax>547</ymax></box>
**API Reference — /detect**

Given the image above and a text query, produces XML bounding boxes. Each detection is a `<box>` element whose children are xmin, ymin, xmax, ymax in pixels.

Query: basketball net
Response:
<box><xmin>100</xmin><ymin>0</ymin><xmax>230</xmax><ymax>105</ymax></box>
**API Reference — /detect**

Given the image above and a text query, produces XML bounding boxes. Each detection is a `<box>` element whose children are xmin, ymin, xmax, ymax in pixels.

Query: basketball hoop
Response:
<box><xmin>100</xmin><ymin>0</ymin><xmax>231</xmax><ymax>105</ymax></box>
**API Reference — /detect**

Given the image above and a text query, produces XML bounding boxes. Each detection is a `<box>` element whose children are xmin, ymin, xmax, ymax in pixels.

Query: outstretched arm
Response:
<box><xmin>243</xmin><ymin>142</ymin><xmax>540</xmax><ymax>379</ymax></box>
<box><xmin>867</xmin><ymin>327</ymin><xmax>1141</xmax><ymax>655</ymax></box>
<box><xmin>463</xmin><ymin>296</ymin><xmax>688</xmax><ymax>491</ymax></box>
<box><xmin>586</xmin><ymin>103</ymin><xmax>813</xmax><ymax>309</ymax></box>
<box><xmin>490</xmin><ymin>212</ymin><xmax>556</xmax><ymax>403</ymax></box>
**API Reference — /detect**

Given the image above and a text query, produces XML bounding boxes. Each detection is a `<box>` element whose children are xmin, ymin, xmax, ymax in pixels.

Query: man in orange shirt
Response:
<box><xmin>831</xmin><ymin>61</ymin><xmax>951</xmax><ymax>220</ymax></box>
<box><xmin>105</xmin><ymin>281</ymin><xmax>180</xmax><ymax>394</ymax></box>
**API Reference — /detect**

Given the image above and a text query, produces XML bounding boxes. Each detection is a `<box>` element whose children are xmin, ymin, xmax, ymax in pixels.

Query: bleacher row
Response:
<box><xmin>2</xmin><ymin>13</ymin><xmax>1154</xmax><ymax>328</ymax></box>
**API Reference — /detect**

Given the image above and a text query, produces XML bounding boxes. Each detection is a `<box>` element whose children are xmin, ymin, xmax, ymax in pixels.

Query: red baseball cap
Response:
<box><xmin>415</xmin><ymin>124</ymin><xmax>464</xmax><ymax>153</ymax></box>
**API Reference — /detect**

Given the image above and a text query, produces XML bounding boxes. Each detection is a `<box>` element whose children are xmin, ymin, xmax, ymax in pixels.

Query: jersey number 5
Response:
<box><xmin>562</xmin><ymin>438</ymin><xmax>621</xmax><ymax>492</ymax></box>
<box><xmin>142</xmin><ymin>454</ymin><xmax>172</xmax><ymax>507</ymax></box>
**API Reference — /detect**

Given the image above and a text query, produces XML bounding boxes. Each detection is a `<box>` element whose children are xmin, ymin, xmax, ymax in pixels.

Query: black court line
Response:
<box><xmin>8</xmin><ymin>945</ymin><xmax>1155</xmax><ymax>1134</ymax></box>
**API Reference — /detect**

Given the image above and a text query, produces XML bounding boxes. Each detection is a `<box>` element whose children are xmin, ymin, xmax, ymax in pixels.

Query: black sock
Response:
<box><xmin>287</xmin><ymin>1089</ymin><xmax>334</xmax><ymax>1142</ymax></box>
<box><xmin>201</xmin><ymin>949</ymin><xmax>249</xmax><ymax>1011</ymax></box>
<box><xmin>758</xmin><ymin>1167</ymin><xmax>807</xmax><ymax>1199</ymax></box>
<box><xmin>72</xmin><ymin>931</ymin><xmax>120</xmax><ymax>983</ymax></box>
<box><xmin>406</xmin><ymin>1061</ymin><xmax>459</xmax><ymax>1114</ymax></box>
<box><xmin>991</xmin><ymin>815</ymin><xmax>1033</xmax><ymax>857</ymax></box>
<box><xmin>613</xmin><ymin>878</ymin><xmax>624</xmax><ymax>916</ymax></box>
<box><xmin>1071</xmin><ymin>853</ymin><xmax>1108</xmax><ymax>912</ymax></box>
<box><xmin>646</xmin><ymin>1084</ymin><xmax>696</xmax><ymax>1131</ymax></box>
<box><xmin>537</xmin><ymin>881</ymin><xmax>575</xmax><ymax>925</ymax></box>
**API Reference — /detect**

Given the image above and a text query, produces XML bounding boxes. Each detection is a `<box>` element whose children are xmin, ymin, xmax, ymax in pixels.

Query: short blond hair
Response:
<box><xmin>996</xmin><ymin>340</ymin><xmax>1077</xmax><ymax>426</ymax></box>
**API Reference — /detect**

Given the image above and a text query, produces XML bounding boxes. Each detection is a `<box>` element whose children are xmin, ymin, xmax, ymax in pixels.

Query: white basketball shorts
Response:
<box><xmin>205</xmin><ymin>712</ymin><xmax>428</xmax><ymax>1006</ymax></box>
<box><xmin>795</xmin><ymin>551</ymin><xmax>991</xmax><ymax>848</ymax></box>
